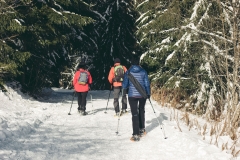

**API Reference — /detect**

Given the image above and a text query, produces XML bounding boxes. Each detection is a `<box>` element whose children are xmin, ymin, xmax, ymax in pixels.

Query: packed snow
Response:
<box><xmin>0</xmin><ymin>83</ymin><xmax>237</xmax><ymax>160</ymax></box>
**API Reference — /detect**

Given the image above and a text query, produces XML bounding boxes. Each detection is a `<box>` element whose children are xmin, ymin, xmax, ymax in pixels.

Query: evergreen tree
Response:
<box><xmin>90</xmin><ymin>0</ymin><xmax>140</xmax><ymax>89</ymax></box>
<box><xmin>1</xmin><ymin>0</ymin><xmax>94</xmax><ymax>95</ymax></box>
<box><xmin>0</xmin><ymin>0</ymin><xmax>30</xmax><ymax>86</ymax></box>
<box><xmin>136</xmin><ymin>0</ymin><xmax>240</xmax><ymax>120</ymax></box>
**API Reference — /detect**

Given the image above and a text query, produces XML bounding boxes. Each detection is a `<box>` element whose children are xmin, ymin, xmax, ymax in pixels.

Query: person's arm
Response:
<box><xmin>144</xmin><ymin>71</ymin><xmax>151</xmax><ymax>97</ymax></box>
<box><xmin>88</xmin><ymin>72</ymin><xmax>93</xmax><ymax>84</ymax></box>
<box><xmin>122</xmin><ymin>71</ymin><xmax>129</xmax><ymax>95</ymax></box>
<box><xmin>123</xmin><ymin>66</ymin><xmax>127</xmax><ymax>72</ymax></box>
<box><xmin>108</xmin><ymin>67</ymin><xmax>114</xmax><ymax>84</ymax></box>
<box><xmin>122</xmin><ymin>71</ymin><xmax>129</xmax><ymax>89</ymax></box>
<box><xmin>72</xmin><ymin>71</ymin><xmax>79</xmax><ymax>86</ymax></box>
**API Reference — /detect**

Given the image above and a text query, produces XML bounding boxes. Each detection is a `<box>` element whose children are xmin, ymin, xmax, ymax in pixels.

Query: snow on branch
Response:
<box><xmin>51</xmin><ymin>8</ymin><xmax>62</xmax><ymax>15</ymax></box>
<box><xmin>136</xmin><ymin>11</ymin><xmax>149</xmax><ymax>23</ymax></box>
<box><xmin>190</xmin><ymin>0</ymin><xmax>204</xmax><ymax>21</ymax></box>
<box><xmin>158</xmin><ymin>28</ymin><xmax>180</xmax><ymax>34</ymax></box>
<box><xmin>14</xmin><ymin>19</ymin><xmax>21</xmax><ymax>25</ymax></box>
<box><xmin>137</xmin><ymin>0</ymin><xmax>149</xmax><ymax>9</ymax></box>
<box><xmin>92</xmin><ymin>11</ymin><xmax>107</xmax><ymax>22</ymax></box>
<box><xmin>202</xmin><ymin>40</ymin><xmax>234</xmax><ymax>62</ymax></box>
<box><xmin>185</xmin><ymin>25</ymin><xmax>232</xmax><ymax>43</ymax></box>
<box><xmin>197</xmin><ymin>3</ymin><xmax>212</xmax><ymax>27</ymax></box>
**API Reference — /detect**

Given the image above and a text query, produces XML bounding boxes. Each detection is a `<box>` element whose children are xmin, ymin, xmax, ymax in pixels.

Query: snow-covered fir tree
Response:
<box><xmin>136</xmin><ymin>0</ymin><xmax>240</xmax><ymax>127</ymax></box>
<box><xmin>0</xmin><ymin>0</ymin><xmax>94</xmax><ymax>95</ymax></box>
<box><xmin>0</xmin><ymin>0</ymin><xmax>31</xmax><ymax>88</ymax></box>
<box><xmin>89</xmin><ymin>0</ymin><xmax>141</xmax><ymax>90</ymax></box>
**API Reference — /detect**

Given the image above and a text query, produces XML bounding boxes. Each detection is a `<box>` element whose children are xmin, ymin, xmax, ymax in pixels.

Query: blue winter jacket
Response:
<box><xmin>122</xmin><ymin>65</ymin><xmax>150</xmax><ymax>98</ymax></box>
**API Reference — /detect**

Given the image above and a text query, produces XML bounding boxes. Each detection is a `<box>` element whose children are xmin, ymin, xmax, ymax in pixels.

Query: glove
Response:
<box><xmin>147</xmin><ymin>95</ymin><xmax>150</xmax><ymax>99</ymax></box>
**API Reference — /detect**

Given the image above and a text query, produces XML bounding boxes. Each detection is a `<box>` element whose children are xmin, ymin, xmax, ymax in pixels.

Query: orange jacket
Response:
<box><xmin>108</xmin><ymin>63</ymin><xmax>127</xmax><ymax>87</ymax></box>
<box><xmin>73</xmin><ymin>69</ymin><xmax>92</xmax><ymax>92</ymax></box>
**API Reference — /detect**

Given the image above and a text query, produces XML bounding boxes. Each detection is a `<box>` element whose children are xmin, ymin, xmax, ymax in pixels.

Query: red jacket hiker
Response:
<box><xmin>73</xmin><ymin>68</ymin><xmax>92</xmax><ymax>92</ymax></box>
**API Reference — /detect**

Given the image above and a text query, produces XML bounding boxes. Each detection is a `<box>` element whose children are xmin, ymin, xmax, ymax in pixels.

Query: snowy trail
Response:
<box><xmin>0</xmin><ymin>88</ymin><xmax>233</xmax><ymax>160</ymax></box>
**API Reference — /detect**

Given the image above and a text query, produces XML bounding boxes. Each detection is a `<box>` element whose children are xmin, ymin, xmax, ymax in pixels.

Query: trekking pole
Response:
<box><xmin>116</xmin><ymin>90</ymin><xmax>123</xmax><ymax>135</ymax></box>
<box><xmin>90</xmin><ymin>94</ymin><xmax>94</xmax><ymax>114</ymax></box>
<box><xmin>68</xmin><ymin>91</ymin><xmax>76</xmax><ymax>115</ymax></box>
<box><xmin>116</xmin><ymin>113</ymin><xmax>120</xmax><ymax>135</ymax></box>
<box><xmin>104</xmin><ymin>87</ymin><xmax>112</xmax><ymax>114</ymax></box>
<box><xmin>148</xmin><ymin>99</ymin><xmax>167</xmax><ymax>139</ymax></box>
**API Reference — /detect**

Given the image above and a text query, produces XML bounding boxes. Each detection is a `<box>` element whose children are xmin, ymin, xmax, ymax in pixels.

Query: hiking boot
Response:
<box><xmin>130</xmin><ymin>135</ymin><xmax>140</xmax><ymax>142</ymax></box>
<box><xmin>81</xmin><ymin>111</ymin><xmax>88</xmax><ymax>116</ymax></box>
<box><xmin>140</xmin><ymin>128</ymin><xmax>147</xmax><ymax>137</ymax></box>
<box><xmin>78</xmin><ymin>110</ymin><xmax>83</xmax><ymax>113</ymax></box>
<box><xmin>122</xmin><ymin>109</ymin><xmax>127</xmax><ymax>113</ymax></box>
<box><xmin>114</xmin><ymin>112</ymin><xmax>120</xmax><ymax>117</ymax></box>
<box><xmin>120</xmin><ymin>110</ymin><xmax>127</xmax><ymax>116</ymax></box>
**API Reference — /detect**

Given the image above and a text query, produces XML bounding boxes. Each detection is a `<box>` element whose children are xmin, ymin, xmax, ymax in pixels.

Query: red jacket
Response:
<box><xmin>73</xmin><ymin>69</ymin><xmax>92</xmax><ymax>92</ymax></box>
<box><xmin>108</xmin><ymin>63</ymin><xmax>127</xmax><ymax>87</ymax></box>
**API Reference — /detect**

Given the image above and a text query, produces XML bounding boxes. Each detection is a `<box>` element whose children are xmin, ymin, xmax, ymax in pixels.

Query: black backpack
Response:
<box><xmin>114</xmin><ymin>65</ymin><xmax>125</xmax><ymax>82</ymax></box>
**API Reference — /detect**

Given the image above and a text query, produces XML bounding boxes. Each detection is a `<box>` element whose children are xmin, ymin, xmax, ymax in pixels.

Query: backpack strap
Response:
<box><xmin>127</xmin><ymin>72</ymin><xmax>148</xmax><ymax>99</ymax></box>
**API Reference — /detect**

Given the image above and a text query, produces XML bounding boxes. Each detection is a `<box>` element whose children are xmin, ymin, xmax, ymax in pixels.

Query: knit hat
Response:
<box><xmin>131</xmin><ymin>56</ymin><xmax>140</xmax><ymax>65</ymax></box>
<box><xmin>77</xmin><ymin>61</ymin><xmax>86</xmax><ymax>69</ymax></box>
<box><xmin>114</xmin><ymin>58</ymin><xmax>121</xmax><ymax>64</ymax></box>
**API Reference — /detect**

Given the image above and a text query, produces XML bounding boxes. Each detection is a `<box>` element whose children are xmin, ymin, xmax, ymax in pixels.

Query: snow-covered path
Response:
<box><xmin>0</xmin><ymin>87</ymin><xmax>234</xmax><ymax>160</ymax></box>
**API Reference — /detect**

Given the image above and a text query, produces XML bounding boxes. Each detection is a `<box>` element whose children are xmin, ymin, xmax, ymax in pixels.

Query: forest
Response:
<box><xmin>0</xmin><ymin>0</ymin><xmax>240</xmax><ymax>156</ymax></box>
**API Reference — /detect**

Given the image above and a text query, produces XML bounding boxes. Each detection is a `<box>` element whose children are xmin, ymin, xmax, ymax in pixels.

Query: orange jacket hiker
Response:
<box><xmin>108</xmin><ymin>63</ymin><xmax>127</xmax><ymax>87</ymax></box>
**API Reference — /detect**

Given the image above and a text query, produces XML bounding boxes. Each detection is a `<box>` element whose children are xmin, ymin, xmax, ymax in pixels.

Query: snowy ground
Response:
<box><xmin>0</xmin><ymin>84</ymin><xmax>237</xmax><ymax>160</ymax></box>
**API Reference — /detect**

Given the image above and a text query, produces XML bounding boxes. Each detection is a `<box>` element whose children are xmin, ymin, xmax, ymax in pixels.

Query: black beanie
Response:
<box><xmin>114</xmin><ymin>58</ymin><xmax>121</xmax><ymax>63</ymax></box>
<box><xmin>77</xmin><ymin>62</ymin><xmax>86</xmax><ymax>69</ymax></box>
<box><xmin>131</xmin><ymin>56</ymin><xmax>140</xmax><ymax>65</ymax></box>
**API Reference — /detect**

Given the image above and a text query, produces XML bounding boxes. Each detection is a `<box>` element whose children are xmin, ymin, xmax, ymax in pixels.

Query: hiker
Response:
<box><xmin>122</xmin><ymin>56</ymin><xmax>150</xmax><ymax>141</ymax></box>
<box><xmin>72</xmin><ymin>62</ymin><xmax>92</xmax><ymax>115</ymax></box>
<box><xmin>108</xmin><ymin>58</ymin><xmax>128</xmax><ymax>116</ymax></box>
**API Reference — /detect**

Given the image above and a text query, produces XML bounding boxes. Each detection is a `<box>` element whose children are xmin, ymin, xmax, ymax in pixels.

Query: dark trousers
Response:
<box><xmin>76</xmin><ymin>92</ymin><xmax>88</xmax><ymax>111</ymax></box>
<box><xmin>113</xmin><ymin>86</ymin><xmax>127</xmax><ymax>113</ymax></box>
<box><xmin>128</xmin><ymin>97</ymin><xmax>146</xmax><ymax>135</ymax></box>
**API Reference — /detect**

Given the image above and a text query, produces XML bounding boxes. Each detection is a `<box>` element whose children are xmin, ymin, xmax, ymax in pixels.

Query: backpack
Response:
<box><xmin>78</xmin><ymin>71</ymin><xmax>88</xmax><ymax>85</ymax></box>
<box><xmin>114</xmin><ymin>65</ymin><xmax>125</xmax><ymax>82</ymax></box>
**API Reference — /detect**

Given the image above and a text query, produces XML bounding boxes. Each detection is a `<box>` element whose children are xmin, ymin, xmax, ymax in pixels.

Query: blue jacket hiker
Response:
<box><xmin>122</xmin><ymin>56</ymin><xmax>150</xmax><ymax>141</ymax></box>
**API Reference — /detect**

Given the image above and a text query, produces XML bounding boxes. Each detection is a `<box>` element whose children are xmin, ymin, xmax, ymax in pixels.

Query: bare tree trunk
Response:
<box><xmin>230</xmin><ymin>0</ymin><xmax>240</xmax><ymax>128</ymax></box>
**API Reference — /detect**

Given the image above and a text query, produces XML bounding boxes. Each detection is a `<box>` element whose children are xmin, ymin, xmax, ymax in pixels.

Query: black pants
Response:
<box><xmin>128</xmin><ymin>97</ymin><xmax>146</xmax><ymax>135</ymax></box>
<box><xmin>76</xmin><ymin>92</ymin><xmax>88</xmax><ymax>111</ymax></box>
<box><xmin>113</xmin><ymin>86</ymin><xmax>127</xmax><ymax>113</ymax></box>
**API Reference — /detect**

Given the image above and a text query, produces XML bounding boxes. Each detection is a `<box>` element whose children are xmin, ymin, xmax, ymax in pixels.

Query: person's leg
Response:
<box><xmin>121</xmin><ymin>88</ymin><xmax>127</xmax><ymax>111</ymax></box>
<box><xmin>139</xmin><ymin>98</ymin><xmax>147</xmax><ymax>134</ymax></box>
<box><xmin>128</xmin><ymin>97</ymin><xmax>140</xmax><ymax>135</ymax></box>
<box><xmin>77</xmin><ymin>92</ymin><xmax>82</xmax><ymax>111</ymax></box>
<box><xmin>81</xmin><ymin>91</ymin><xmax>88</xmax><ymax>112</ymax></box>
<box><xmin>113</xmin><ymin>87</ymin><xmax>121</xmax><ymax>114</ymax></box>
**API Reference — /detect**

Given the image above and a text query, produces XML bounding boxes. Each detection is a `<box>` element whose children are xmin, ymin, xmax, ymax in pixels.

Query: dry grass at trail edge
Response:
<box><xmin>151</xmin><ymin>87</ymin><xmax>240</xmax><ymax>158</ymax></box>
